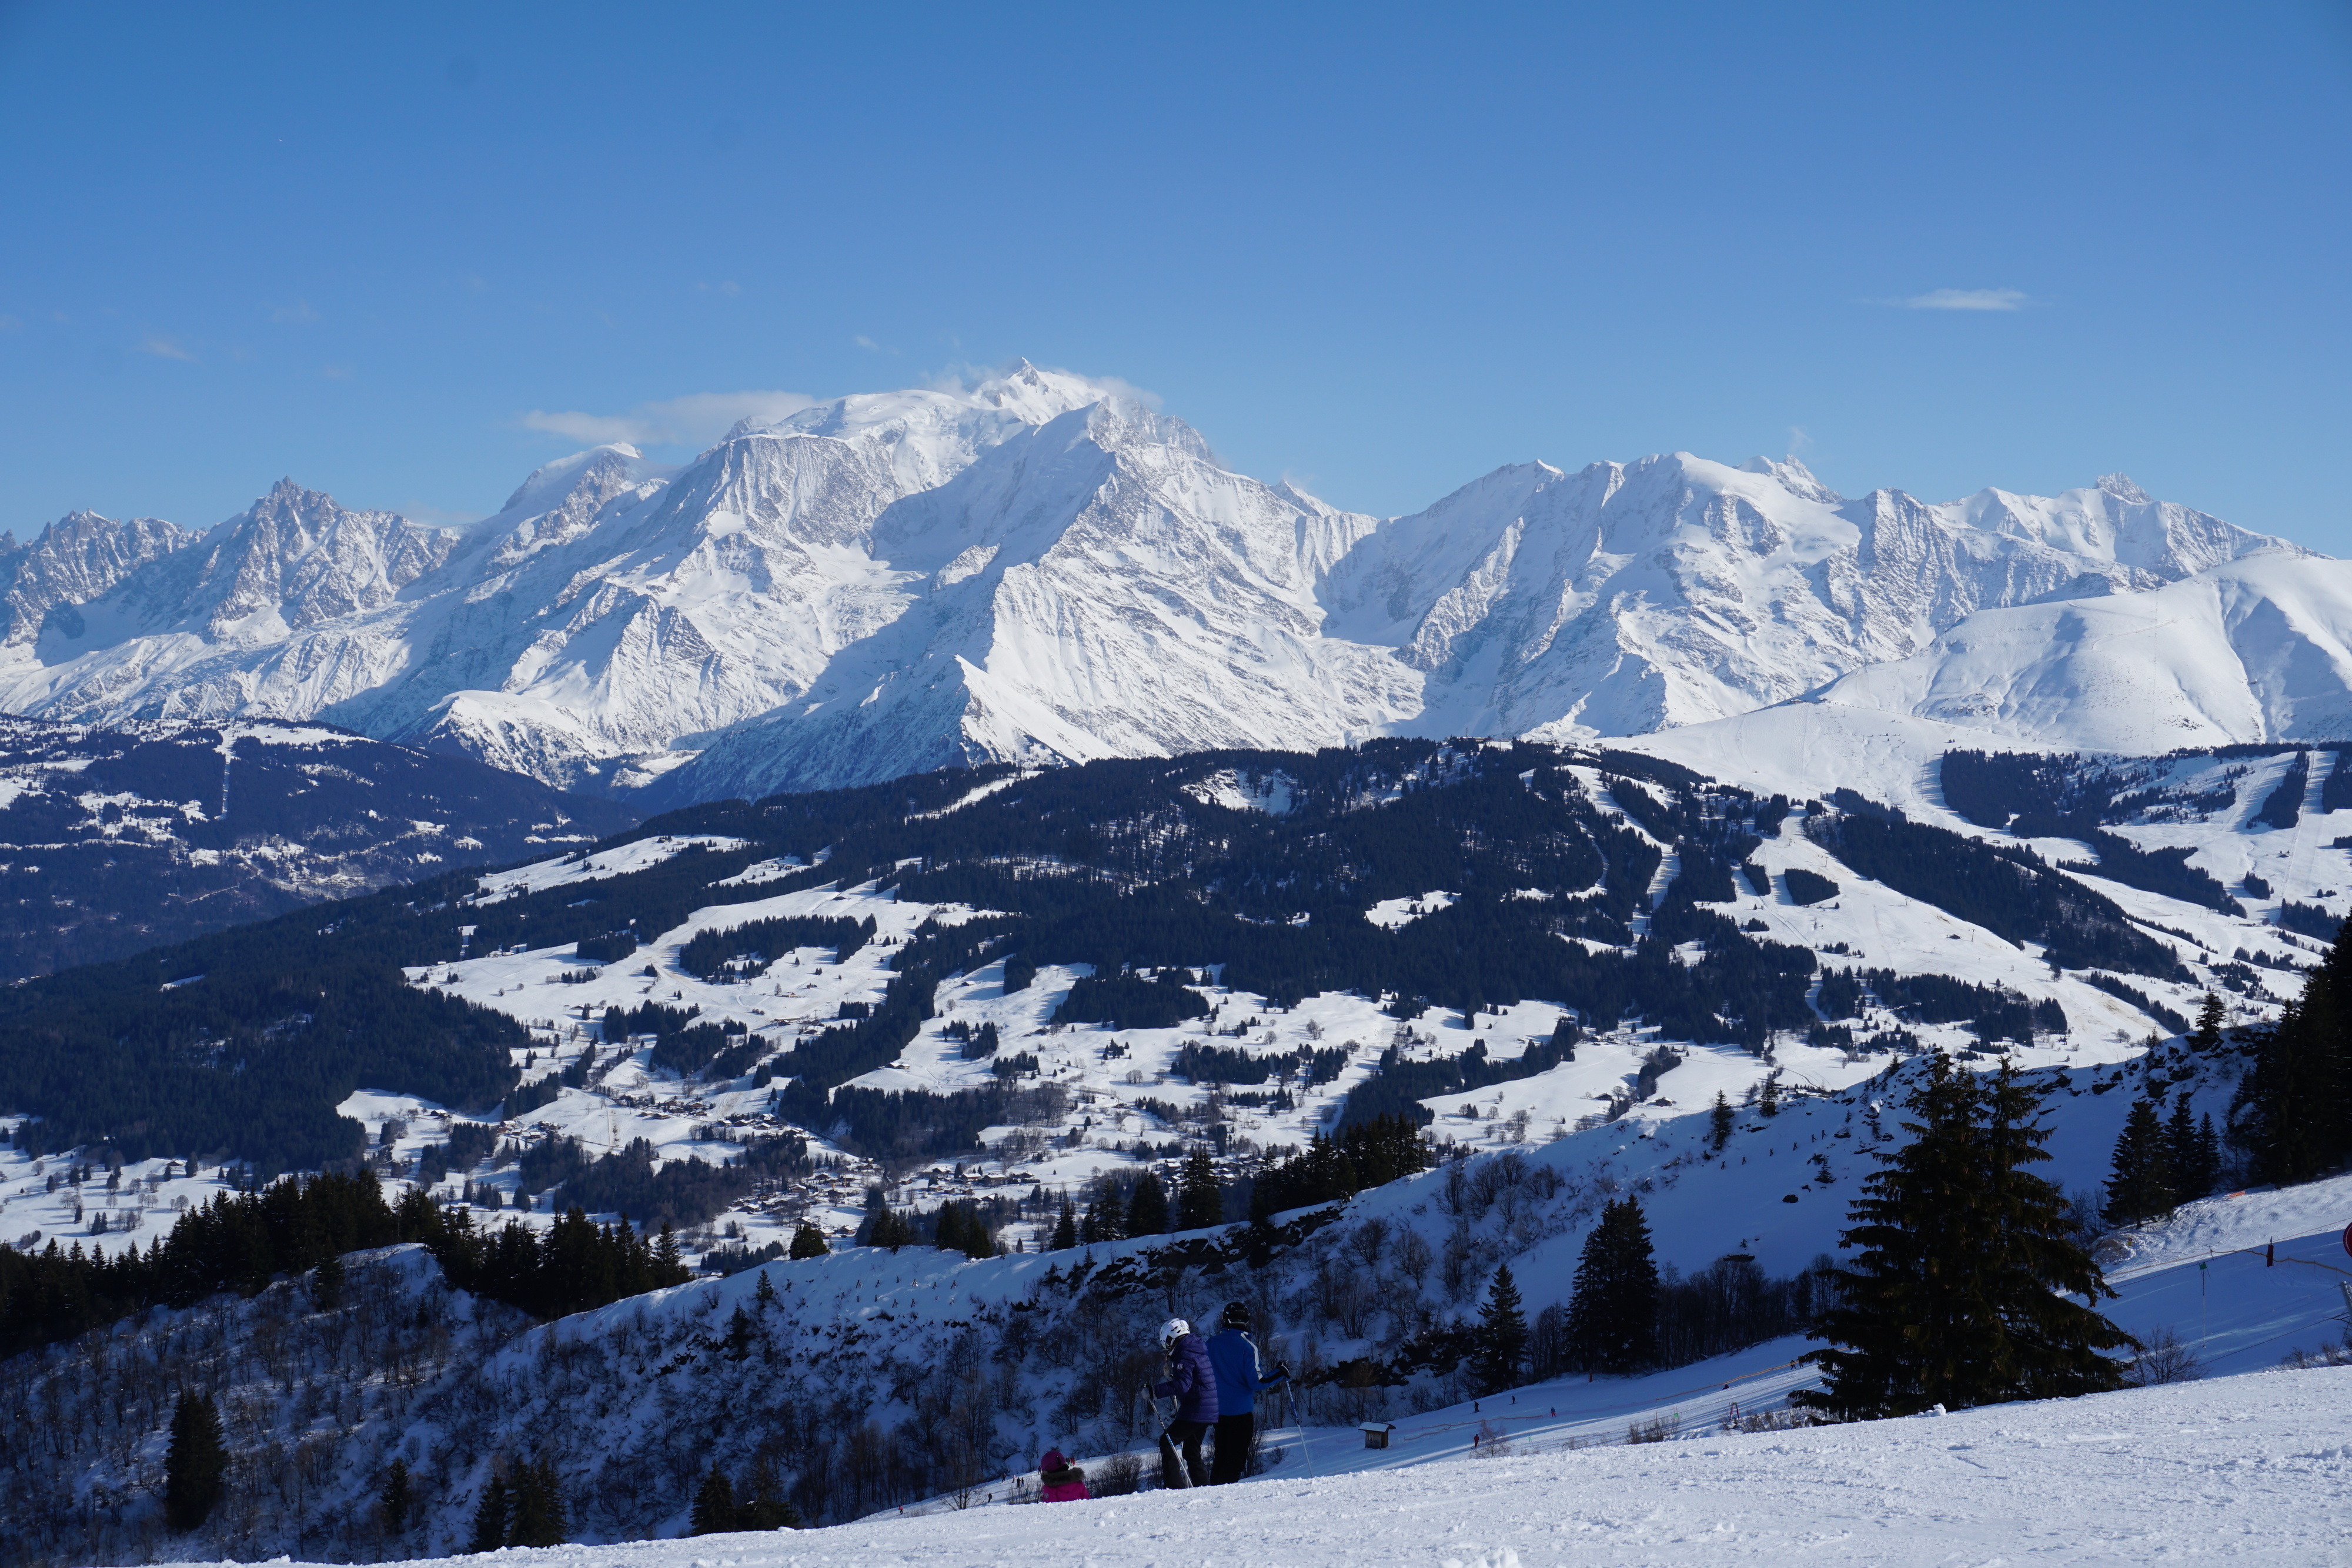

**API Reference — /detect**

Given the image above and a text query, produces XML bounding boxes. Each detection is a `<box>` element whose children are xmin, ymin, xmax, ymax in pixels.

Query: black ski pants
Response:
<box><xmin>1210</xmin><ymin>1412</ymin><xmax>1255</xmax><ymax>1485</ymax></box>
<box><xmin>1159</xmin><ymin>1419</ymin><xmax>1211</xmax><ymax>1488</ymax></box>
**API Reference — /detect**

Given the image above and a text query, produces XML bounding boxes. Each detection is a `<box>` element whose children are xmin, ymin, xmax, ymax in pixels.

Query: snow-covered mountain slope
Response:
<box><xmin>1323</xmin><ymin>460</ymin><xmax>2303</xmax><ymax>744</ymax></box>
<box><xmin>1775</xmin><ymin>552</ymin><xmax>2352</xmax><ymax>753</ymax></box>
<box><xmin>0</xmin><ymin>714</ymin><xmax>633</xmax><ymax>979</ymax></box>
<box><xmin>26</xmin><ymin>1053</ymin><xmax>2352</xmax><ymax>1561</ymax></box>
<box><xmin>0</xmin><ymin>367</ymin><xmax>1115</xmax><ymax>791</ymax></box>
<box><xmin>0</xmin><ymin>509</ymin><xmax>192</xmax><ymax>646</ymax></box>
<box><xmin>0</xmin><ymin>367</ymin><xmax>2312</xmax><ymax>798</ymax></box>
<box><xmin>653</xmin><ymin>400</ymin><xmax>1409</xmax><ymax>800</ymax></box>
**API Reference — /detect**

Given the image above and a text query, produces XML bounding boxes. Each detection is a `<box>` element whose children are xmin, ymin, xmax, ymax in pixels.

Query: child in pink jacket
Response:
<box><xmin>1038</xmin><ymin>1449</ymin><xmax>1090</xmax><ymax>1502</ymax></box>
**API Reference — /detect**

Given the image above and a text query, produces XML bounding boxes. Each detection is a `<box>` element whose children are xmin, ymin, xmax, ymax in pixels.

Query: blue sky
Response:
<box><xmin>2</xmin><ymin>2</ymin><xmax>2347</xmax><ymax>546</ymax></box>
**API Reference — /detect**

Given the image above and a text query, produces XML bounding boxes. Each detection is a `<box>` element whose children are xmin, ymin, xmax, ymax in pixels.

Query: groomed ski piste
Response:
<box><xmin>154</xmin><ymin>1176</ymin><xmax>2352</xmax><ymax>1567</ymax></box>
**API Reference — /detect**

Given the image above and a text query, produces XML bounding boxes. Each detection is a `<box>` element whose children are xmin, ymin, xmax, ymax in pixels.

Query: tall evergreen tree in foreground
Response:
<box><xmin>163</xmin><ymin>1388</ymin><xmax>227</xmax><ymax>1530</ymax></box>
<box><xmin>1475</xmin><ymin>1263</ymin><xmax>1529</xmax><ymax>1394</ymax></box>
<box><xmin>1563</xmin><ymin>1198</ymin><xmax>1659</xmax><ymax>1374</ymax></box>
<box><xmin>2233</xmin><ymin>921</ymin><xmax>2352</xmax><ymax>1183</ymax></box>
<box><xmin>1798</xmin><ymin>1052</ymin><xmax>2132</xmax><ymax>1419</ymax></box>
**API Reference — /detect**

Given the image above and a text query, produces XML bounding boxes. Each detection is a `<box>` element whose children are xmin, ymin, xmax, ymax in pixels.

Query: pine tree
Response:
<box><xmin>1125</xmin><ymin>1172</ymin><xmax>1169</xmax><ymax>1236</ymax></box>
<box><xmin>653</xmin><ymin>1222</ymin><xmax>686</xmax><ymax>1280</ymax></box>
<box><xmin>2166</xmin><ymin>1096</ymin><xmax>2216</xmax><ymax>1200</ymax></box>
<box><xmin>1758</xmin><ymin>1076</ymin><xmax>1780</xmax><ymax>1118</ymax></box>
<box><xmin>1799</xmin><ymin>1053</ymin><xmax>2132</xmax><ymax>1420</ymax></box>
<box><xmin>738</xmin><ymin>1456</ymin><xmax>800</xmax><ymax>1529</ymax></box>
<box><xmin>1050</xmin><ymin>1198</ymin><xmax>1078</xmax><ymax>1251</ymax></box>
<box><xmin>2234</xmin><ymin>932</ymin><xmax>2352</xmax><ymax>1182</ymax></box>
<box><xmin>1094</xmin><ymin>1182</ymin><xmax>1127</xmax><ymax>1241</ymax></box>
<box><xmin>789</xmin><ymin>1223</ymin><xmax>829</xmax><ymax>1260</ymax></box>
<box><xmin>2190</xmin><ymin>991</ymin><xmax>2226</xmax><ymax>1054</ymax></box>
<box><xmin>1563</xmin><ymin>1198</ymin><xmax>1659</xmax><ymax>1374</ymax></box>
<box><xmin>2103</xmin><ymin>1098</ymin><xmax>2177</xmax><ymax>1227</ymax></box>
<box><xmin>1474</xmin><ymin>1263</ymin><xmax>1529</xmax><ymax>1394</ymax></box>
<box><xmin>690</xmin><ymin>1466</ymin><xmax>737</xmax><ymax>1535</ymax></box>
<box><xmin>310</xmin><ymin>1252</ymin><xmax>346</xmax><ymax>1310</ymax></box>
<box><xmin>506</xmin><ymin>1455</ymin><xmax>567</xmax><ymax>1547</ymax></box>
<box><xmin>469</xmin><ymin>1474</ymin><xmax>510</xmax><ymax>1553</ymax></box>
<box><xmin>380</xmin><ymin>1458</ymin><xmax>413</xmax><ymax>1537</ymax></box>
<box><xmin>753</xmin><ymin>1269</ymin><xmax>779</xmax><ymax>1309</ymax></box>
<box><xmin>1709</xmin><ymin>1090</ymin><xmax>1735</xmax><ymax>1154</ymax></box>
<box><xmin>163</xmin><ymin>1388</ymin><xmax>228</xmax><ymax>1531</ymax></box>
<box><xmin>1176</xmin><ymin>1148</ymin><xmax>1224</xmax><ymax>1229</ymax></box>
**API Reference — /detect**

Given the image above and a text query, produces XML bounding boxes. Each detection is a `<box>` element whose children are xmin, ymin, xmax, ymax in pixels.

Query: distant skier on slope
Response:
<box><xmin>1205</xmin><ymin>1300</ymin><xmax>1289</xmax><ymax>1484</ymax></box>
<box><xmin>1038</xmin><ymin>1448</ymin><xmax>1090</xmax><ymax>1502</ymax></box>
<box><xmin>1151</xmin><ymin>1316</ymin><xmax>1218</xmax><ymax>1487</ymax></box>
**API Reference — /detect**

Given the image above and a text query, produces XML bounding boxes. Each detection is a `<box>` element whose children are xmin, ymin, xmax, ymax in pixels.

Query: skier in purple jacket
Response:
<box><xmin>1151</xmin><ymin>1316</ymin><xmax>1218</xmax><ymax>1487</ymax></box>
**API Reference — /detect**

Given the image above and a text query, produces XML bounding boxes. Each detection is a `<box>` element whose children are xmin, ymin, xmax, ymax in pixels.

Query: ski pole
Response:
<box><xmin>1288</xmin><ymin>1383</ymin><xmax>1316</xmax><ymax>1475</ymax></box>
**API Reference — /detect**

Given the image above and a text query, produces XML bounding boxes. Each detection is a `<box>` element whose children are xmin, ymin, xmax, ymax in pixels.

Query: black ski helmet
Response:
<box><xmin>1220</xmin><ymin>1300</ymin><xmax>1250</xmax><ymax>1330</ymax></box>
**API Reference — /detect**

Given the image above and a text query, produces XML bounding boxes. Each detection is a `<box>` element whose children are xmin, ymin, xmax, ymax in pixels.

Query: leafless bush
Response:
<box><xmin>2281</xmin><ymin>1337</ymin><xmax>2352</xmax><ymax>1370</ymax></box>
<box><xmin>2124</xmin><ymin>1325</ymin><xmax>2203</xmax><ymax>1386</ymax></box>
<box><xmin>1626</xmin><ymin>1413</ymin><xmax>1680</xmax><ymax>1444</ymax></box>
<box><xmin>1394</xmin><ymin>1230</ymin><xmax>1434</xmax><ymax>1289</ymax></box>
<box><xmin>1734</xmin><ymin>1407</ymin><xmax>1812</xmax><ymax>1432</ymax></box>
<box><xmin>1093</xmin><ymin>1451</ymin><xmax>1144</xmax><ymax>1496</ymax></box>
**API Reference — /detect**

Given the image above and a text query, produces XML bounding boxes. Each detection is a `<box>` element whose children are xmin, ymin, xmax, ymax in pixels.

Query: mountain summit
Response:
<box><xmin>0</xmin><ymin>369</ymin><xmax>2319</xmax><ymax>798</ymax></box>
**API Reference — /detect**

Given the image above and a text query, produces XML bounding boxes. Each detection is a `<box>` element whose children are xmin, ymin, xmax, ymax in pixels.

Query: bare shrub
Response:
<box><xmin>2281</xmin><ymin>1337</ymin><xmax>2352</xmax><ymax>1370</ymax></box>
<box><xmin>2124</xmin><ymin>1325</ymin><xmax>2203</xmax><ymax>1386</ymax></box>
<box><xmin>1394</xmin><ymin>1231</ymin><xmax>1434</xmax><ymax>1289</ymax></box>
<box><xmin>1090</xmin><ymin>1450</ymin><xmax>1144</xmax><ymax>1495</ymax></box>
<box><xmin>1626</xmin><ymin>1413</ymin><xmax>1680</xmax><ymax>1445</ymax></box>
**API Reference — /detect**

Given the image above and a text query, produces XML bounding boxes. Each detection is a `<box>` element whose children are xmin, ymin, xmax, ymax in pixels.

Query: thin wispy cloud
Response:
<box><xmin>854</xmin><ymin>335</ymin><xmax>899</xmax><ymax>355</ymax></box>
<box><xmin>519</xmin><ymin>390</ymin><xmax>817</xmax><ymax>449</ymax></box>
<box><xmin>1903</xmin><ymin>287</ymin><xmax>2030</xmax><ymax>312</ymax></box>
<box><xmin>269</xmin><ymin>300</ymin><xmax>319</xmax><ymax>323</ymax></box>
<box><xmin>139</xmin><ymin>335</ymin><xmax>196</xmax><ymax>361</ymax></box>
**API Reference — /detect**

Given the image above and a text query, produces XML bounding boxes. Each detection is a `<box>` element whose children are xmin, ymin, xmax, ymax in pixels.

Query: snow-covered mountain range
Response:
<box><xmin>2</xmin><ymin>364</ymin><xmax>2323</xmax><ymax>800</ymax></box>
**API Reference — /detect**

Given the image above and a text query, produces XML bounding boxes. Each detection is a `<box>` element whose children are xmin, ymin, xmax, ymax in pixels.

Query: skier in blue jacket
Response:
<box><xmin>1151</xmin><ymin>1316</ymin><xmax>1218</xmax><ymax>1487</ymax></box>
<box><xmin>1204</xmin><ymin>1301</ymin><xmax>1289</xmax><ymax>1484</ymax></box>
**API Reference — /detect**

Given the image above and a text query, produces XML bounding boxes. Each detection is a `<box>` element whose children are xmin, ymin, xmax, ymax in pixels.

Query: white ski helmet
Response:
<box><xmin>1158</xmin><ymin>1316</ymin><xmax>1191</xmax><ymax>1349</ymax></box>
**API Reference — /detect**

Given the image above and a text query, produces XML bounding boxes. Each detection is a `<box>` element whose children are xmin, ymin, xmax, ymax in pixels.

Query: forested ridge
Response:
<box><xmin>0</xmin><ymin>737</ymin><xmax>2246</xmax><ymax>1178</ymax></box>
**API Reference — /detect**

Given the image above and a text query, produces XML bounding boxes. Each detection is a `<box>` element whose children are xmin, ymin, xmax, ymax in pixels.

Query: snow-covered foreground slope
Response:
<box><xmin>632</xmin><ymin>1367</ymin><xmax>2352</xmax><ymax>1567</ymax></box>
<box><xmin>0</xmin><ymin>361</ymin><xmax>2314</xmax><ymax>797</ymax></box>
